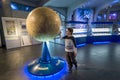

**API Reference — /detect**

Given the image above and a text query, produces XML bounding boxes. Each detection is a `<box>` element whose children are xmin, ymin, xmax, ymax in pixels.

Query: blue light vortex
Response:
<box><xmin>24</xmin><ymin>59</ymin><xmax>67</xmax><ymax>80</ymax></box>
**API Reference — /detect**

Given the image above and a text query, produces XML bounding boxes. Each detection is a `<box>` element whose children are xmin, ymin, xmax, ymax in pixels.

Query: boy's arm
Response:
<box><xmin>59</xmin><ymin>31</ymin><xmax>67</xmax><ymax>39</ymax></box>
<box><xmin>62</xmin><ymin>36</ymin><xmax>67</xmax><ymax>39</ymax></box>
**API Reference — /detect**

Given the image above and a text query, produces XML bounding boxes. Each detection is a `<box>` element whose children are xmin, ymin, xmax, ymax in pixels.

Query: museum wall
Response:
<box><xmin>2</xmin><ymin>17</ymin><xmax>42</xmax><ymax>49</ymax></box>
<box><xmin>12</xmin><ymin>10</ymin><xmax>29</xmax><ymax>18</ymax></box>
<box><xmin>0</xmin><ymin>3</ymin><xmax>6</xmax><ymax>47</ymax></box>
<box><xmin>0</xmin><ymin>0</ymin><xmax>41</xmax><ymax>49</ymax></box>
<box><xmin>0</xmin><ymin>7</ymin><xmax>2</xmax><ymax>47</ymax></box>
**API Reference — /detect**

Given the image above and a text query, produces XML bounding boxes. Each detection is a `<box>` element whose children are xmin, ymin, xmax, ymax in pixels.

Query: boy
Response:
<box><xmin>60</xmin><ymin>28</ymin><xmax>77</xmax><ymax>72</ymax></box>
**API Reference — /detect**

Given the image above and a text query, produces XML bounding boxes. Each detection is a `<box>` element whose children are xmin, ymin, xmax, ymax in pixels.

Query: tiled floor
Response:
<box><xmin>0</xmin><ymin>42</ymin><xmax>120</xmax><ymax>80</ymax></box>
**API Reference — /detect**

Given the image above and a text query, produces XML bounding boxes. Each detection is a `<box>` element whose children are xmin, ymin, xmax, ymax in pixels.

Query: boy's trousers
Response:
<box><xmin>66</xmin><ymin>52</ymin><xmax>77</xmax><ymax>70</ymax></box>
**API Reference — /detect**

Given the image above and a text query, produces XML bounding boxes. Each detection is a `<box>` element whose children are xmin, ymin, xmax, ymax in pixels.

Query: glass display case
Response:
<box><xmin>91</xmin><ymin>22</ymin><xmax>113</xmax><ymax>36</ymax></box>
<box><xmin>118</xmin><ymin>28</ymin><xmax>120</xmax><ymax>35</ymax></box>
<box><xmin>73</xmin><ymin>28</ymin><xmax>87</xmax><ymax>37</ymax></box>
<box><xmin>66</xmin><ymin>21</ymin><xmax>120</xmax><ymax>44</ymax></box>
<box><xmin>66</xmin><ymin>21</ymin><xmax>88</xmax><ymax>38</ymax></box>
<box><xmin>118</xmin><ymin>23</ymin><xmax>120</xmax><ymax>35</ymax></box>
<box><xmin>92</xmin><ymin>28</ymin><xmax>111</xmax><ymax>36</ymax></box>
<box><xmin>66</xmin><ymin>22</ymin><xmax>114</xmax><ymax>37</ymax></box>
<box><xmin>66</xmin><ymin>21</ymin><xmax>120</xmax><ymax>36</ymax></box>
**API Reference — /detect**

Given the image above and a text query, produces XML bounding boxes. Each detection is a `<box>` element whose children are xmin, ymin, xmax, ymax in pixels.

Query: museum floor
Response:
<box><xmin>0</xmin><ymin>42</ymin><xmax>120</xmax><ymax>80</ymax></box>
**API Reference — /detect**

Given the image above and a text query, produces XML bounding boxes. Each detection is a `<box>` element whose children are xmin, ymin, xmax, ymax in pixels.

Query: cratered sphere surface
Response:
<box><xmin>26</xmin><ymin>7</ymin><xmax>61</xmax><ymax>41</ymax></box>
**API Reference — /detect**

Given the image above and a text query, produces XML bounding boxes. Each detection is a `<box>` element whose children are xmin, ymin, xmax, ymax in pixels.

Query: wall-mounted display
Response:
<box><xmin>21</xmin><ymin>24</ymin><xmax>26</xmax><ymax>30</ymax></box>
<box><xmin>18</xmin><ymin>19</ymin><xmax>32</xmax><ymax>46</ymax></box>
<box><xmin>20</xmin><ymin>35</ymin><xmax>32</xmax><ymax>46</ymax></box>
<box><xmin>5</xmin><ymin>21</ymin><xmax>17</xmax><ymax>36</ymax></box>
<box><xmin>19</xmin><ymin>20</ymin><xmax>28</xmax><ymax>36</ymax></box>
<box><xmin>71</xmin><ymin>8</ymin><xmax>92</xmax><ymax>28</ymax></box>
<box><xmin>1</xmin><ymin>17</ymin><xmax>40</xmax><ymax>49</ymax></box>
<box><xmin>2</xmin><ymin>17</ymin><xmax>18</xmax><ymax>40</ymax></box>
<box><xmin>2</xmin><ymin>17</ymin><xmax>20</xmax><ymax>49</ymax></box>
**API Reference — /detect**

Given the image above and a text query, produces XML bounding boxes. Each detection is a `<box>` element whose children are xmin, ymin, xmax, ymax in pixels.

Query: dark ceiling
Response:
<box><xmin>22</xmin><ymin>0</ymin><xmax>49</xmax><ymax>6</ymax></box>
<box><xmin>10</xmin><ymin>0</ymin><xmax>49</xmax><ymax>6</ymax></box>
<box><xmin>11</xmin><ymin>0</ymin><xmax>120</xmax><ymax>10</ymax></box>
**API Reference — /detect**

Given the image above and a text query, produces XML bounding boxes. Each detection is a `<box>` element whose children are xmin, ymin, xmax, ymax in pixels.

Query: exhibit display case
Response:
<box><xmin>66</xmin><ymin>21</ymin><xmax>88</xmax><ymax>38</ymax></box>
<box><xmin>66</xmin><ymin>21</ymin><xmax>120</xmax><ymax>45</ymax></box>
<box><xmin>73</xmin><ymin>28</ymin><xmax>87</xmax><ymax>37</ymax></box>
<box><xmin>91</xmin><ymin>22</ymin><xmax>113</xmax><ymax>36</ymax></box>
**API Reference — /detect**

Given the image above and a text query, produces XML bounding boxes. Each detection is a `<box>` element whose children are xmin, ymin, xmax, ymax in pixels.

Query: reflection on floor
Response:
<box><xmin>0</xmin><ymin>42</ymin><xmax>120</xmax><ymax>80</ymax></box>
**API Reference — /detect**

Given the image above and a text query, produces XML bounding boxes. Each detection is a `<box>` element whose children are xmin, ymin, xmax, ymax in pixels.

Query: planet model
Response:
<box><xmin>26</xmin><ymin>7</ymin><xmax>61</xmax><ymax>41</ymax></box>
<box><xmin>25</xmin><ymin>7</ymin><xmax>66</xmax><ymax>77</ymax></box>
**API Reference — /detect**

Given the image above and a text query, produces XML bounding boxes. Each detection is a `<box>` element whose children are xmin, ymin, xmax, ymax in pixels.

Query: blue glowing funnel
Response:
<box><xmin>27</xmin><ymin>42</ymin><xmax>66</xmax><ymax>76</ymax></box>
<box><xmin>41</xmin><ymin>42</ymin><xmax>51</xmax><ymax>62</ymax></box>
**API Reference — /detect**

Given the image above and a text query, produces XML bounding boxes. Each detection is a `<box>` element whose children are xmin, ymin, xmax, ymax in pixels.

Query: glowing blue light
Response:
<box><xmin>24</xmin><ymin>60</ymin><xmax>67</xmax><ymax>80</ymax></box>
<box><xmin>10</xmin><ymin>3</ymin><xmax>18</xmax><ymax>10</ymax></box>
<box><xmin>77</xmin><ymin>43</ymin><xmax>86</xmax><ymax>48</ymax></box>
<box><xmin>10</xmin><ymin>2</ymin><xmax>35</xmax><ymax>12</ymax></box>
<box><xmin>93</xmin><ymin>41</ymin><xmax>111</xmax><ymax>45</ymax></box>
<box><xmin>97</xmin><ymin>16</ymin><xmax>101</xmax><ymax>19</ymax></box>
<box><xmin>25</xmin><ymin>7</ymin><xmax>29</xmax><ymax>11</ymax></box>
<box><xmin>104</xmin><ymin>14</ymin><xmax>106</xmax><ymax>19</ymax></box>
<box><xmin>112</xmin><ymin>13</ymin><xmax>117</xmax><ymax>16</ymax></box>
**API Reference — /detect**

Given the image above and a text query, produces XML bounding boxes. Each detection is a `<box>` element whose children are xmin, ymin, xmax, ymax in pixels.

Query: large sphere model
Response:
<box><xmin>26</xmin><ymin>7</ymin><xmax>61</xmax><ymax>41</ymax></box>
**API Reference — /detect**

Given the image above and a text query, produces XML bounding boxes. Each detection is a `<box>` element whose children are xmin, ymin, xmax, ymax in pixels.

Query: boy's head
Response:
<box><xmin>66</xmin><ymin>28</ymin><xmax>73</xmax><ymax>35</ymax></box>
